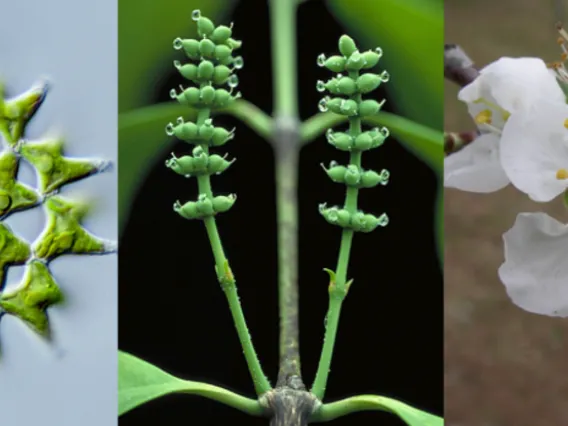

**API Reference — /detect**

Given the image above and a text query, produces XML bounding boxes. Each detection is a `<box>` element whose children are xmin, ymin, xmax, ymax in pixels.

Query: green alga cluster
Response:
<box><xmin>0</xmin><ymin>80</ymin><xmax>115</xmax><ymax>344</ymax></box>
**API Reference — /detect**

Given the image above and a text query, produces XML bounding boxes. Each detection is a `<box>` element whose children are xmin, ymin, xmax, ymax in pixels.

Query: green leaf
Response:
<box><xmin>325</xmin><ymin>0</ymin><xmax>443</xmax><ymax>130</ymax></box>
<box><xmin>118</xmin><ymin>104</ymin><xmax>195</xmax><ymax>233</ymax></box>
<box><xmin>364</xmin><ymin>113</ymin><xmax>442</xmax><ymax>174</ymax></box>
<box><xmin>436</xmin><ymin>187</ymin><xmax>443</xmax><ymax>269</ymax></box>
<box><xmin>311</xmin><ymin>394</ymin><xmax>443</xmax><ymax>425</ymax></box>
<box><xmin>563</xmin><ymin>189</ymin><xmax>568</xmax><ymax>209</ymax></box>
<box><xmin>119</xmin><ymin>0</ymin><xmax>237</xmax><ymax>112</ymax></box>
<box><xmin>118</xmin><ymin>351</ymin><xmax>264</xmax><ymax>416</ymax></box>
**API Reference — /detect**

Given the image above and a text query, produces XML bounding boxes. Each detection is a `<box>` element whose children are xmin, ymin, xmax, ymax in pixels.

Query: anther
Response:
<box><xmin>474</xmin><ymin>109</ymin><xmax>492</xmax><ymax>125</ymax></box>
<box><xmin>556</xmin><ymin>168</ymin><xmax>568</xmax><ymax>180</ymax></box>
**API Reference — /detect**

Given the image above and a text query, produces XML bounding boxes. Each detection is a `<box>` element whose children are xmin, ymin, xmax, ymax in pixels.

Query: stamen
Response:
<box><xmin>556</xmin><ymin>168</ymin><xmax>568</xmax><ymax>180</ymax></box>
<box><xmin>549</xmin><ymin>23</ymin><xmax>568</xmax><ymax>83</ymax></box>
<box><xmin>473</xmin><ymin>98</ymin><xmax>510</xmax><ymax>121</ymax></box>
<box><xmin>557</xmin><ymin>22</ymin><xmax>568</xmax><ymax>43</ymax></box>
<box><xmin>474</xmin><ymin>109</ymin><xmax>492</xmax><ymax>125</ymax></box>
<box><xmin>564</xmin><ymin>118</ymin><xmax>568</xmax><ymax>129</ymax></box>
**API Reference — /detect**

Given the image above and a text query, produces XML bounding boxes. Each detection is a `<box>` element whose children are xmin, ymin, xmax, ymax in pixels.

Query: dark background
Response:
<box><xmin>119</xmin><ymin>0</ymin><xmax>442</xmax><ymax>424</ymax></box>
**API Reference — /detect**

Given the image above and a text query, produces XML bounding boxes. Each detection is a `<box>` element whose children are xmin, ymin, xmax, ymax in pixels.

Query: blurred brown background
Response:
<box><xmin>445</xmin><ymin>0</ymin><xmax>568</xmax><ymax>424</ymax></box>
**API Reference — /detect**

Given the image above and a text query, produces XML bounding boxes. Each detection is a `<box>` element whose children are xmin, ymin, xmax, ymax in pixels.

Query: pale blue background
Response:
<box><xmin>0</xmin><ymin>0</ymin><xmax>117</xmax><ymax>425</ymax></box>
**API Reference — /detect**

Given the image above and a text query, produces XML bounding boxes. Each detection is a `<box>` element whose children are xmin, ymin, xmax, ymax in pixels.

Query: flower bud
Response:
<box><xmin>353</xmin><ymin>132</ymin><xmax>373</xmax><ymax>150</ymax></box>
<box><xmin>226</xmin><ymin>38</ymin><xmax>242</xmax><ymax>50</ymax></box>
<box><xmin>338</xmin><ymin>35</ymin><xmax>358</xmax><ymax>57</ymax></box>
<box><xmin>212</xmin><ymin>194</ymin><xmax>237</xmax><ymax>213</ymax></box>
<box><xmin>327</xmin><ymin>98</ymin><xmax>358</xmax><ymax>116</ymax></box>
<box><xmin>344</xmin><ymin>165</ymin><xmax>361</xmax><ymax>186</ymax></box>
<box><xmin>358</xmin><ymin>99</ymin><xmax>384</xmax><ymax>117</ymax></box>
<box><xmin>361</xmin><ymin>50</ymin><xmax>380</xmax><ymax>69</ymax></box>
<box><xmin>178</xmin><ymin>87</ymin><xmax>200</xmax><ymax>106</ymax></box>
<box><xmin>173</xmin><ymin>121</ymin><xmax>198</xmax><ymax>141</ymax></box>
<box><xmin>192</xmin><ymin>148</ymin><xmax>209</xmax><ymax>170</ymax></box>
<box><xmin>356</xmin><ymin>73</ymin><xmax>382</xmax><ymax>94</ymax></box>
<box><xmin>337</xmin><ymin>77</ymin><xmax>357</xmax><ymax>96</ymax></box>
<box><xmin>200</xmin><ymin>85</ymin><xmax>216</xmax><ymax>105</ymax></box>
<box><xmin>174</xmin><ymin>200</ymin><xmax>199</xmax><ymax>220</ymax></box>
<box><xmin>335</xmin><ymin>209</ymin><xmax>352</xmax><ymax>227</ymax></box>
<box><xmin>197</xmin><ymin>16</ymin><xmax>215</xmax><ymax>37</ymax></box>
<box><xmin>346</xmin><ymin>51</ymin><xmax>365</xmax><ymax>71</ymax></box>
<box><xmin>177</xmin><ymin>63</ymin><xmax>198</xmax><ymax>80</ymax></box>
<box><xmin>211</xmin><ymin>25</ymin><xmax>232</xmax><ymax>44</ymax></box>
<box><xmin>165</xmin><ymin>155</ymin><xmax>196</xmax><ymax>175</ymax></box>
<box><xmin>324</xmin><ymin>56</ymin><xmax>346</xmax><ymax>72</ymax></box>
<box><xmin>359</xmin><ymin>213</ymin><xmax>389</xmax><ymax>232</ymax></box>
<box><xmin>359</xmin><ymin>170</ymin><xmax>382</xmax><ymax>188</ymax></box>
<box><xmin>210</xmin><ymin>127</ymin><xmax>234</xmax><ymax>146</ymax></box>
<box><xmin>321</xmin><ymin>163</ymin><xmax>347</xmax><ymax>183</ymax></box>
<box><xmin>215</xmin><ymin>44</ymin><xmax>232</xmax><ymax>61</ymax></box>
<box><xmin>207</xmin><ymin>154</ymin><xmax>234</xmax><ymax>174</ymax></box>
<box><xmin>326</xmin><ymin>129</ymin><xmax>353</xmax><ymax>151</ymax></box>
<box><xmin>176</xmin><ymin>38</ymin><xmax>200</xmax><ymax>60</ymax></box>
<box><xmin>199</xmin><ymin>39</ymin><xmax>216</xmax><ymax>58</ymax></box>
<box><xmin>198</xmin><ymin>61</ymin><xmax>215</xmax><ymax>80</ymax></box>
<box><xmin>370</xmin><ymin>127</ymin><xmax>389</xmax><ymax>147</ymax></box>
<box><xmin>212</xmin><ymin>65</ymin><xmax>231</xmax><ymax>85</ymax></box>
<box><xmin>212</xmin><ymin>89</ymin><xmax>232</xmax><ymax>108</ymax></box>
<box><xmin>196</xmin><ymin>196</ymin><xmax>214</xmax><ymax>215</ymax></box>
<box><xmin>198</xmin><ymin>121</ymin><xmax>215</xmax><ymax>140</ymax></box>
<box><xmin>350</xmin><ymin>212</ymin><xmax>366</xmax><ymax>231</ymax></box>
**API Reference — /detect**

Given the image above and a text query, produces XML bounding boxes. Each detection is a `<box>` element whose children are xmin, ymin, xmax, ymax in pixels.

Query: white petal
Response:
<box><xmin>458</xmin><ymin>57</ymin><xmax>565</xmax><ymax>114</ymax></box>
<box><xmin>500</xmin><ymin>101</ymin><xmax>568</xmax><ymax>202</ymax></box>
<box><xmin>444</xmin><ymin>133</ymin><xmax>510</xmax><ymax>192</ymax></box>
<box><xmin>498</xmin><ymin>212</ymin><xmax>568</xmax><ymax>317</ymax></box>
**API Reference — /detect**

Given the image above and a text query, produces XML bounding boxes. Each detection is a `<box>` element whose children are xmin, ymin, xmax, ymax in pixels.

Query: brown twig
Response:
<box><xmin>444</xmin><ymin>44</ymin><xmax>481</xmax><ymax>157</ymax></box>
<box><xmin>444</xmin><ymin>131</ymin><xmax>478</xmax><ymax>155</ymax></box>
<box><xmin>444</xmin><ymin>44</ymin><xmax>480</xmax><ymax>88</ymax></box>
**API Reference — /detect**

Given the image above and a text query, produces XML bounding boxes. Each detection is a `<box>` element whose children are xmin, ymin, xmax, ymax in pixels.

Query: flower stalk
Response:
<box><xmin>311</xmin><ymin>35</ymin><xmax>390</xmax><ymax>400</ymax></box>
<box><xmin>167</xmin><ymin>10</ymin><xmax>271</xmax><ymax>396</ymax></box>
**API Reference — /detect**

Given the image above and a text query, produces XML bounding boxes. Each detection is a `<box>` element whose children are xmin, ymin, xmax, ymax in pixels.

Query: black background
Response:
<box><xmin>119</xmin><ymin>0</ymin><xmax>442</xmax><ymax>425</ymax></box>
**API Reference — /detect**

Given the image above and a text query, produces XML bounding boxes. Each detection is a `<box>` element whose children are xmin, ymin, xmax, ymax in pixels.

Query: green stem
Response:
<box><xmin>274</xmin><ymin>140</ymin><xmax>303</xmax><ymax>388</ymax></box>
<box><xmin>195</xmin><ymin>107</ymin><xmax>271</xmax><ymax>396</ymax></box>
<box><xmin>311</xmin><ymin>79</ymin><xmax>363</xmax><ymax>400</ymax></box>
<box><xmin>270</xmin><ymin>0</ymin><xmax>299</xmax><ymax>117</ymax></box>
<box><xmin>269</xmin><ymin>0</ymin><xmax>305</xmax><ymax>389</ymax></box>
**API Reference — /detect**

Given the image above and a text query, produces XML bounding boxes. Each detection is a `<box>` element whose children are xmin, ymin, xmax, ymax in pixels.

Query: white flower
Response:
<box><xmin>498</xmin><ymin>212</ymin><xmax>568</xmax><ymax>317</ymax></box>
<box><xmin>499</xmin><ymin>100</ymin><xmax>568</xmax><ymax>202</ymax></box>
<box><xmin>445</xmin><ymin>57</ymin><xmax>565</xmax><ymax>193</ymax></box>
<box><xmin>444</xmin><ymin>133</ymin><xmax>509</xmax><ymax>192</ymax></box>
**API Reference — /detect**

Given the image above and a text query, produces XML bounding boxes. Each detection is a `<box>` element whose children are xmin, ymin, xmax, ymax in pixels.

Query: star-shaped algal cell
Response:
<box><xmin>0</xmin><ymin>78</ymin><xmax>116</xmax><ymax>349</ymax></box>
<box><xmin>19</xmin><ymin>138</ymin><xmax>111</xmax><ymax>195</ymax></box>
<box><xmin>0</xmin><ymin>223</ymin><xmax>31</xmax><ymax>286</ymax></box>
<box><xmin>0</xmin><ymin>260</ymin><xmax>63</xmax><ymax>339</ymax></box>
<box><xmin>33</xmin><ymin>196</ymin><xmax>115</xmax><ymax>261</ymax></box>
<box><xmin>0</xmin><ymin>79</ymin><xmax>48</xmax><ymax>147</ymax></box>
<box><xmin>0</xmin><ymin>150</ymin><xmax>39</xmax><ymax>218</ymax></box>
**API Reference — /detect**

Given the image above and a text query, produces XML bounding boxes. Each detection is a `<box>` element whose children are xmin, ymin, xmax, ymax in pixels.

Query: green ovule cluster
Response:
<box><xmin>0</xmin><ymin>80</ymin><xmax>115</xmax><ymax>345</ymax></box>
<box><xmin>317</xmin><ymin>35</ymin><xmax>390</xmax><ymax>233</ymax></box>
<box><xmin>166</xmin><ymin>9</ymin><xmax>242</xmax><ymax>221</ymax></box>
